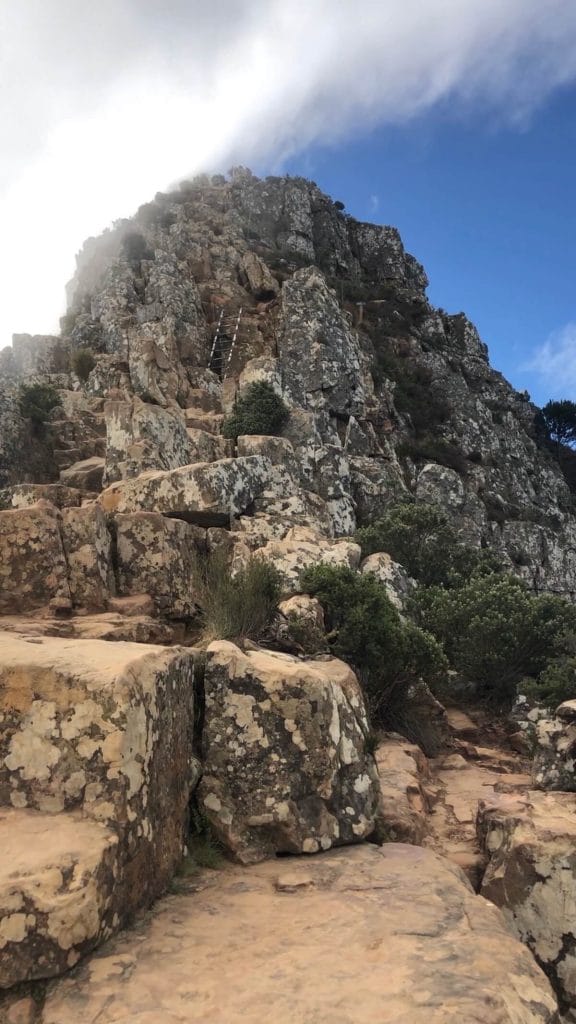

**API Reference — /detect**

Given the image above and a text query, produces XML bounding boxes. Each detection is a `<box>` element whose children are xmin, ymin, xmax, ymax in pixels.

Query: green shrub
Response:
<box><xmin>523</xmin><ymin>656</ymin><xmax>576</xmax><ymax>709</ymax></box>
<box><xmin>397</xmin><ymin>436</ymin><xmax>470</xmax><ymax>476</ymax></box>
<box><xmin>222</xmin><ymin>381</ymin><xmax>290</xmax><ymax>439</ymax></box>
<box><xmin>284</xmin><ymin>613</ymin><xmax>328</xmax><ymax>655</ymax></box>
<box><xmin>192</xmin><ymin>546</ymin><xmax>282</xmax><ymax>641</ymax></box>
<box><xmin>71</xmin><ymin>347</ymin><xmax>96</xmax><ymax>382</ymax></box>
<box><xmin>300</xmin><ymin>563</ymin><xmax>448</xmax><ymax>737</ymax></box>
<box><xmin>412</xmin><ymin>575</ymin><xmax>576</xmax><ymax>707</ymax></box>
<box><xmin>355</xmin><ymin>502</ymin><xmax>501</xmax><ymax>588</ymax></box>
<box><xmin>18</xmin><ymin>383</ymin><xmax>61</xmax><ymax>434</ymax></box>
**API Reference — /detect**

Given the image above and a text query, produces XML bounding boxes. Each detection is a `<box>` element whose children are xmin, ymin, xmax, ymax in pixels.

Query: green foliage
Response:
<box><xmin>412</xmin><ymin>574</ymin><xmax>576</xmax><ymax>707</ymax></box>
<box><xmin>397</xmin><ymin>436</ymin><xmax>470</xmax><ymax>475</ymax></box>
<box><xmin>186</xmin><ymin>807</ymin><xmax>224</xmax><ymax>871</ymax></box>
<box><xmin>284</xmin><ymin>613</ymin><xmax>328</xmax><ymax>655</ymax></box>
<box><xmin>539</xmin><ymin>399</ymin><xmax>576</xmax><ymax>450</ymax></box>
<box><xmin>18</xmin><ymin>383</ymin><xmax>61</xmax><ymax>434</ymax></box>
<box><xmin>300</xmin><ymin>563</ymin><xmax>448</xmax><ymax>730</ymax></box>
<box><xmin>523</xmin><ymin>656</ymin><xmax>576</xmax><ymax>709</ymax></box>
<box><xmin>355</xmin><ymin>502</ymin><xmax>500</xmax><ymax>588</ymax></box>
<box><xmin>192</xmin><ymin>546</ymin><xmax>282</xmax><ymax>641</ymax></box>
<box><xmin>71</xmin><ymin>347</ymin><xmax>96</xmax><ymax>382</ymax></box>
<box><xmin>222</xmin><ymin>381</ymin><xmax>290</xmax><ymax>439</ymax></box>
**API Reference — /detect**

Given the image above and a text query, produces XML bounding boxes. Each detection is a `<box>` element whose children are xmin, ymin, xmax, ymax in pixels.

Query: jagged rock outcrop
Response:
<box><xmin>0</xmin><ymin>632</ymin><xmax>200</xmax><ymax>987</ymax></box>
<box><xmin>36</xmin><ymin>844</ymin><xmax>558</xmax><ymax>1024</ymax></box>
<box><xmin>533</xmin><ymin>700</ymin><xmax>576</xmax><ymax>790</ymax></box>
<box><xmin>2</xmin><ymin>169</ymin><xmax>576</xmax><ymax>593</ymax></box>
<box><xmin>478</xmin><ymin>789</ymin><xmax>576</xmax><ymax>1016</ymax></box>
<box><xmin>198</xmin><ymin>641</ymin><xmax>381</xmax><ymax>862</ymax></box>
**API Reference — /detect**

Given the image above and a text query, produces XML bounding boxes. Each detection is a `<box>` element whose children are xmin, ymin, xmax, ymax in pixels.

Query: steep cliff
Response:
<box><xmin>1</xmin><ymin>167</ymin><xmax>575</xmax><ymax>594</ymax></box>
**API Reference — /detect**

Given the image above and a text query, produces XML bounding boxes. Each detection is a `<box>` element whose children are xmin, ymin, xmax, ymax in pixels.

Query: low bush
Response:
<box><xmin>222</xmin><ymin>381</ymin><xmax>290</xmax><ymax>439</ymax></box>
<box><xmin>523</xmin><ymin>656</ymin><xmax>576</xmax><ymax>709</ymax></box>
<box><xmin>284</xmin><ymin>613</ymin><xmax>328</xmax><ymax>655</ymax></box>
<box><xmin>71</xmin><ymin>347</ymin><xmax>96</xmax><ymax>382</ymax></box>
<box><xmin>412</xmin><ymin>575</ymin><xmax>576</xmax><ymax>707</ymax></box>
<box><xmin>355</xmin><ymin>502</ymin><xmax>500</xmax><ymax>588</ymax></box>
<box><xmin>397</xmin><ymin>436</ymin><xmax>470</xmax><ymax>476</ymax></box>
<box><xmin>18</xmin><ymin>383</ymin><xmax>61</xmax><ymax>434</ymax></box>
<box><xmin>300</xmin><ymin>563</ymin><xmax>448</xmax><ymax>741</ymax></box>
<box><xmin>192</xmin><ymin>546</ymin><xmax>282</xmax><ymax>641</ymax></box>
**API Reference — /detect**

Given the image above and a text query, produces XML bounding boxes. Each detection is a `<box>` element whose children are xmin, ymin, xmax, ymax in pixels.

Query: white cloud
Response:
<box><xmin>3</xmin><ymin>0</ymin><xmax>576</xmax><ymax>345</ymax></box>
<box><xmin>524</xmin><ymin>323</ymin><xmax>576</xmax><ymax>398</ymax></box>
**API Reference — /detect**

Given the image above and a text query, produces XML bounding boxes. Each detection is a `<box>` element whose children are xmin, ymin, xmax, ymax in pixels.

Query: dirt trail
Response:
<box><xmin>425</xmin><ymin>707</ymin><xmax>533</xmax><ymax>887</ymax></box>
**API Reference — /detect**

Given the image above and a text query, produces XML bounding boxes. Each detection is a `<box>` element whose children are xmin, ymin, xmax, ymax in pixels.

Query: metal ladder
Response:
<box><xmin>208</xmin><ymin>307</ymin><xmax>242</xmax><ymax>379</ymax></box>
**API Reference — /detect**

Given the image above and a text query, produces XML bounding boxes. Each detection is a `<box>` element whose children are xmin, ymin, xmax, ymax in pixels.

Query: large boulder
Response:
<box><xmin>478</xmin><ymin>789</ymin><xmax>576</xmax><ymax>1016</ymax></box>
<box><xmin>99</xmin><ymin>455</ymin><xmax>272</xmax><ymax>526</ymax></box>
<box><xmin>0</xmin><ymin>632</ymin><xmax>200</xmax><ymax>986</ymax></box>
<box><xmin>198</xmin><ymin>641</ymin><xmax>381</xmax><ymax>863</ymax></box>
<box><xmin>103</xmin><ymin>397</ymin><xmax>193</xmax><ymax>485</ymax></box>
<box><xmin>0</xmin><ymin>503</ymin><xmax>70</xmax><ymax>613</ymax></box>
<box><xmin>115</xmin><ymin>512</ymin><xmax>203</xmax><ymax>618</ymax></box>
<box><xmin>251</xmin><ymin>526</ymin><xmax>361</xmax><ymax>590</ymax></box>
<box><xmin>38</xmin><ymin>844</ymin><xmax>558</xmax><ymax>1024</ymax></box>
<box><xmin>61</xmin><ymin>504</ymin><xmax>114</xmax><ymax>611</ymax></box>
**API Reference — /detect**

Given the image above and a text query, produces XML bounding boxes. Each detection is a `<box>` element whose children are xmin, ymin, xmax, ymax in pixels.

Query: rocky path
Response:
<box><xmin>425</xmin><ymin>707</ymin><xmax>533</xmax><ymax>888</ymax></box>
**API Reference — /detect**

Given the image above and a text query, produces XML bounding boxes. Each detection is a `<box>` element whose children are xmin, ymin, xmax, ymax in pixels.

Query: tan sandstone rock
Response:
<box><xmin>375</xmin><ymin>735</ymin><xmax>432</xmax><ymax>844</ymax></box>
<box><xmin>478</xmin><ymin>788</ymin><xmax>576</xmax><ymax>1016</ymax></box>
<box><xmin>252</xmin><ymin>526</ymin><xmax>361</xmax><ymax>590</ymax></box>
<box><xmin>38</xmin><ymin>844</ymin><xmax>558</xmax><ymax>1023</ymax></box>
<box><xmin>60</xmin><ymin>457</ymin><xmax>105</xmax><ymax>493</ymax></box>
<box><xmin>115</xmin><ymin>512</ymin><xmax>203</xmax><ymax>618</ymax></box>
<box><xmin>61</xmin><ymin>504</ymin><xmax>114</xmax><ymax>611</ymax></box>
<box><xmin>0</xmin><ymin>504</ymin><xmax>70</xmax><ymax>614</ymax></box>
<box><xmin>0</xmin><ymin>632</ymin><xmax>200</xmax><ymax>986</ymax></box>
<box><xmin>198</xmin><ymin>641</ymin><xmax>381</xmax><ymax>863</ymax></box>
<box><xmin>0</xmin><ymin>809</ymin><xmax>118</xmax><ymax>988</ymax></box>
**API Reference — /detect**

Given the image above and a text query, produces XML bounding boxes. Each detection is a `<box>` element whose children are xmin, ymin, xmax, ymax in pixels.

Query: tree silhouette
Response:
<box><xmin>540</xmin><ymin>400</ymin><xmax>576</xmax><ymax>453</ymax></box>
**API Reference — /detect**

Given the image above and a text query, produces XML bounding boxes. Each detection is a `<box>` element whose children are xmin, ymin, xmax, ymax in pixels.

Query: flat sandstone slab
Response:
<box><xmin>0</xmin><ymin>808</ymin><xmax>117</xmax><ymax>988</ymax></box>
<box><xmin>39</xmin><ymin>844</ymin><xmax>557</xmax><ymax>1023</ymax></box>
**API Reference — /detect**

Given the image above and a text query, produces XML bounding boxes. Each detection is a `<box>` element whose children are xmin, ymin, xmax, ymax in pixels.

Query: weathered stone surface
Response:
<box><xmin>361</xmin><ymin>551</ymin><xmax>416</xmax><ymax>610</ymax></box>
<box><xmin>0</xmin><ymin>631</ymin><xmax>200</xmax><ymax>985</ymax></box>
<box><xmin>115</xmin><ymin>512</ymin><xmax>202</xmax><ymax>618</ymax></box>
<box><xmin>278</xmin><ymin>267</ymin><xmax>365</xmax><ymax>415</ymax></box>
<box><xmin>103</xmin><ymin>397</ymin><xmax>192</xmax><ymax>485</ymax></box>
<box><xmin>0</xmin><ymin>504</ymin><xmax>70</xmax><ymax>613</ymax></box>
<box><xmin>186</xmin><ymin>427</ymin><xmax>232</xmax><ymax>463</ymax></box>
<box><xmin>478</xmin><ymin>789</ymin><xmax>576</xmax><ymax>1016</ymax></box>
<box><xmin>0</xmin><ymin>809</ymin><xmax>118</xmax><ymax>988</ymax></box>
<box><xmin>252</xmin><ymin>526</ymin><xmax>361</xmax><ymax>590</ymax></box>
<box><xmin>278</xmin><ymin>593</ymin><xmax>325</xmax><ymax>629</ymax></box>
<box><xmin>61</xmin><ymin>504</ymin><xmax>114</xmax><ymax>611</ymax></box>
<box><xmin>60</xmin><ymin>457</ymin><xmax>104</xmax><ymax>493</ymax></box>
<box><xmin>198</xmin><ymin>641</ymin><xmax>381</xmax><ymax>863</ymax></box>
<box><xmin>99</xmin><ymin>455</ymin><xmax>272</xmax><ymax>525</ymax></box>
<box><xmin>38</xmin><ymin>844</ymin><xmax>558</xmax><ymax>1024</ymax></box>
<box><xmin>237</xmin><ymin>251</ymin><xmax>279</xmax><ymax>299</ymax></box>
<box><xmin>375</xmin><ymin>735</ymin><xmax>431</xmax><ymax>844</ymax></box>
<box><xmin>10</xmin><ymin>484</ymin><xmax>83</xmax><ymax>509</ymax></box>
<box><xmin>533</xmin><ymin>699</ymin><xmax>576</xmax><ymax>791</ymax></box>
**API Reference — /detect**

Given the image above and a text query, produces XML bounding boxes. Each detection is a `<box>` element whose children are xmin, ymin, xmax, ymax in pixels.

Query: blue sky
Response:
<box><xmin>281</xmin><ymin>87</ymin><xmax>576</xmax><ymax>408</ymax></box>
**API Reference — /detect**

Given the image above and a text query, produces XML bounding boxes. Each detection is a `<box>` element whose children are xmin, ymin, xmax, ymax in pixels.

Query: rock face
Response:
<box><xmin>38</xmin><ymin>844</ymin><xmax>558</xmax><ymax>1024</ymax></box>
<box><xmin>533</xmin><ymin>699</ymin><xmax>576</xmax><ymax>791</ymax></box>
<box><xmin>2</xmin><ymin>169</ymin><xmax>576</xmax><ymax>592</ymax></box>
<box><xmin>0</xmin><ymin>631</ymin><xmax>200</xmax><ymax>986</ymax></box>
<box><xmin>198</xmin><ymin>641</ymin><xmax>381</xmax><ymax>863</ymax></box>
<box><xmin>478</xmin><ymin>789</ymin><xmax>576</xmax><ymax>1017</ymax></box>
